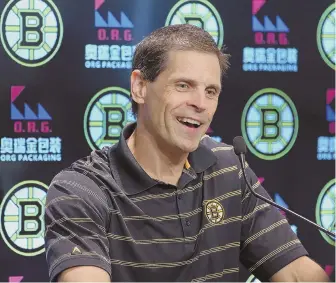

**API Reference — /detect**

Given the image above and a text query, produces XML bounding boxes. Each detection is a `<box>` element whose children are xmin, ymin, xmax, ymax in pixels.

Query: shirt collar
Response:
<box><xmin>109</xmin><ymin>122</ymin><xmax>217</xmax><ymax>195</ymax></box>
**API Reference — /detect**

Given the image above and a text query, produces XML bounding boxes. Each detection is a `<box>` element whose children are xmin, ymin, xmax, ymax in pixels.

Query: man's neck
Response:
<box><xmin>126</xmin><ymin>125</ymin><xmax>188</xmax><ymax>186</ymax></box>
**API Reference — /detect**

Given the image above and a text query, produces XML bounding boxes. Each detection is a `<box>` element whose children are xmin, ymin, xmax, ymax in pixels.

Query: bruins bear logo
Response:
<box><xmin>205</xmin><ymin>200</ymin><xmax>225</xmax><ymax>224</ymax></box>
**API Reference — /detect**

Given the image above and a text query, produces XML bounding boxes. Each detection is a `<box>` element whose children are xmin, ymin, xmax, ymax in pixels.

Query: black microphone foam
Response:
<box><xmin>233</xmin><ymin>136</ymin><xmax>247</xmax><ymax>156</ymax></box>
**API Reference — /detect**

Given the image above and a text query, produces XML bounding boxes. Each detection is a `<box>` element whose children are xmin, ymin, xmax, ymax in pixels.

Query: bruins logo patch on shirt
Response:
<box><xmin>204</xmin><ymin>200</ymin><xmax>225</xmax><ymax>224</ymax></box>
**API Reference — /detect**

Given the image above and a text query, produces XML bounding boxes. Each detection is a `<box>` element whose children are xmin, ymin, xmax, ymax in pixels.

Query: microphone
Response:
<box><xmin>233</xmin><ymin>136</ymin><xmax>335</xmax><ymax>237</ymax></box>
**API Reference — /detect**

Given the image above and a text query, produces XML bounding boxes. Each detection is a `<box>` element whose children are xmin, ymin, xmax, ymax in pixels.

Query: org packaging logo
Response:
<box><xmin>243</xmin><ymin>0</ymin><xmax>298</xmax><ymax>72</ymax></box>
<box><xmin>84</xmin><ymin>86</ymin><xmax>135</xmax><ymax>150</ymax></box>
<box><xmin>317</xmin><ymin>89</ymin><xmax>335</xmax><ymax>161</ymax></box>
<box><xmin>85</xmin><ymin>0</ymin><xmax>136</xmax><ymax>69</ymax></box>
<box><xmin>0</xmin><ymin>0</ymin><xmax>63</xmax><ymax>67</ymax></box>
<box><xmin>0</xmin><ymin>86</ymin><xmax>62</xmax><ymax>162</ymax></box>
<box><xmin>165</xmin><ymin>0</ymin><xmax>224</xmax><ymax>49</ymax></box>
<box><xmin>241</xmin><ymin>88</ymin><xmax>299</xmax><ymax>160</ymax></box>
<box><xmin>0</xmin><ymin>180</ymin><xmax>48</xmax><ymax>256</ymax></box>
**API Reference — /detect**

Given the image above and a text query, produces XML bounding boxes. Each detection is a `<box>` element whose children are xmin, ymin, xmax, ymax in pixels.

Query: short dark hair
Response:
<box><xmin>131</xmin><ymin>24</ymin><xmax>230</xmax><ymax>117</ymax></box>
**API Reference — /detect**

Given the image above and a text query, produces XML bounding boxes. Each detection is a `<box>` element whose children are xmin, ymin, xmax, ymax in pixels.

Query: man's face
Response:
<box><xmin>138</xmin><ymin>50</ymin><xmax>221</xmax><ymax>153</ymax></box>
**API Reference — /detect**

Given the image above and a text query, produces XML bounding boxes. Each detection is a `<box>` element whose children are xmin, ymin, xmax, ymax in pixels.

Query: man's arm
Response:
<box><xmin>57</xmin><ymin>266</ymin><xmax>110</xmax><ymax>282</ymax></box>
<box><xmin>270</xmin><ymin>256</ymin><xmax>329</xmax><ymax>282</ymax></box>
<box><xmin>45</xmin><ymin>170</ymin><xmax>112</xmax><ymax>282</ymax></box>
<box><xmin>238</xmin><ymin>161</ymin><xmax>326</xmax><ymax>281</ymax></box>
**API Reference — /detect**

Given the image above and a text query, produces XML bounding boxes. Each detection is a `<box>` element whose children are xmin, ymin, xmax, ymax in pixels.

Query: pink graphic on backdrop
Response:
<box><xmin>258</xmin><ymin>177</ymin><xmax>265</xmax><ymax>184</ymax></box>
<box><xmin>95</xmin><ymin>0</ymin><xmax>105</xmax><ymax>10</ymax></box>
<box><xmin>252</xmin><ymin>0</ymin><xmax>266</xmax><ymax>15</ymax></box>
<box><xmin>9</xmin><ymin>276</ymin><xmax>23</xmax><ymax>282</ymax></box>
<box><xmin>326</xmin><ymin>89</ymin><xmax>334</xmax><ymax>104</ymax></box>
<box><xmin>11</xmin><ymin>86</ymin><xmax>25</xmax><ymax>102</ymax></box>
<box><xmin>326</xmin><ymin>89</ymin><xmax>335</xmax><ymax>134</ymax></box>
<box><xmin>206</xmin><ymin>127</ymin><xmax>214</xmax><ymax>134</ymax></box>
<box><xmin>324</xmin><ymin>265</ymin><xmax>334</xmax><ymax>277</ymax></box>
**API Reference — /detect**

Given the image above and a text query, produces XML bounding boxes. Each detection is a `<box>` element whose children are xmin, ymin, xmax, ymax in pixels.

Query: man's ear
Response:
<box><xmin>131</xmin><ymin>70</ymin><xmax>147</xmax><ymax>106</ymax></box>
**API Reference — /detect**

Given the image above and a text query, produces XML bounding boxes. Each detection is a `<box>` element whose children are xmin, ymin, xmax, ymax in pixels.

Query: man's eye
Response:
<box><xmin>176</xmin><ymin>83</ymin><xmax>189</xmax><ymax>90</ymax></box>
<box><xmin>206</xmin><ymin>89</ymin><xmax>218</xmax><ymax>97</ymax></box>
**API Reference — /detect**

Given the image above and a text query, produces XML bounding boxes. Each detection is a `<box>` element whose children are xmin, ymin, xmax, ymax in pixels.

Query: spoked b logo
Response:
<box><xmin>316</xmin><ymin>179</ymin><xmax>335</xmax><ymax>246</ymax></box>
<box><xmin>0</xmin><ymin>180</ymin><xmax>48</xmax><ymax>256</ymax></box>
<box><xmin>0</xmin><ymin>0</ymin><xmax>63</xmax><ymax>67</ymax></box>
<box><xmin>84</xmin><ymin>87</ymin><xmax>136</xmax><ymax>150</ymax></box>
<box><xmin>241</xmin><ymin>88</ymin><xmax>299</xmax><ymax>160</ymax></box>
<box><xmin>165</xmin><ymin>0</ymin><xmax>224</xmax><ymax>49</ymax></box>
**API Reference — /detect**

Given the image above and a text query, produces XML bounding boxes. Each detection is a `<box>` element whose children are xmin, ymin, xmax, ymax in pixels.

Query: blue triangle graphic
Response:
<box><xmin>108</xmin><ymin>11</ymin><xmax>121</xmax><ymax>27</ymax></box>
<box><xmin>120</xmin><ymin>12</ymin><xmax>134</xmax><ymax>28</ymax></box>
<box><xmin>275</xmin><ymin>193</ymin><xmax>288</xmax><ymax>209</ymax></box>
<box><xmin>252</xmin><ymin>16</ymin><xmax>264</xmax><ymax>32</ymax></box>
<box><xmin>326</xmin><ymin>105</ymin><xmax>335</xmax><ymax>122</ymax></box>
<box><xmin>95</xmin><ymin>11</ymin><xmax>107</xmax><ymax>27</ymax></box>
<box><xmin>291</xmin><ymin>225</ymin><xmax>298</xmax><ymax>234</ymax></box>
<box><xmin>11</xmin><ymin>104</ymin><xmax>24</xmax><ymax>120</ymax></box>
<box><xmin>38</xmin><ymin>104</ymin><xmax>52</xmax><ymax>120</ymax></box>
<box><xmin>264</xmin><ymin>16</ymin><xmax>276</xmax><ymax>32</ymax></box>
<box><xmin>24</xmin><ymin>103</ymin><xmax>38</xmax><ymax>120</ymax></box>
<box><xmin>276</xmin><ymin>16</ymin><xmax>289</xmax><ymax>32</ymax></box>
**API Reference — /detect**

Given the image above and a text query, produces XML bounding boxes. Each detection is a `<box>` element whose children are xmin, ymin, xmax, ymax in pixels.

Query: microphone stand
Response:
<box><xmin>237</xmin><ymin>153</ymin><xmax>335</xmax><ymax>238</ymax></box>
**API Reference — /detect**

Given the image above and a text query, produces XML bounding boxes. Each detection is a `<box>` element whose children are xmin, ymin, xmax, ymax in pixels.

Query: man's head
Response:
<box><xmin>130</xmin><ymin>24</ymin><xmax>230</xmax><ymax>154</ymax></box>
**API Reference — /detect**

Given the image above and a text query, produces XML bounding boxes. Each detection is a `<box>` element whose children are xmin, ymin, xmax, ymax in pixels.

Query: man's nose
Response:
<box><xmin>187</xmin><ymin>90</ymin><xmax>207</xmax><ymax>112</ymax></box>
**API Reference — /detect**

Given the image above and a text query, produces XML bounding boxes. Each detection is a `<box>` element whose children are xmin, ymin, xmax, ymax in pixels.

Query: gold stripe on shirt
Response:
<box><xmin>241</xmin><ymin>180</ymin><xmax>261</xmax><ymax>202</ymax></box>
<box><xmin>203</xmin><ymin>166</ymin><xmax>238</xmax><ymax>180</ymax></box>
<box><xmin>242</xmin><ymin>203</ymin><xmax>270</xmax><ymax>221</ymax></box>
<box><xmin>123</xmin><ymin>207</ymin><xmax>203</xmax><ymax>221</ymax></box>
<box><xmin>248</xmin><ymin>239</ymin><xmax>301</xmax><ymax>273</ymax></box>
<box><xmin>126</xmin><ymin>190</ymin><xmax>241</xmax><ymax>222</ymax></box>
<box><xmin>130</xmin><ymin>181</ymin><xmax>203</xmax><ymax>202</ymax></box>
<box><xmin>238</xmin><ymin>162</ymin><xmax>250</xmax><ymax>178</ymax></box>
<box><xmin>191</xmin><ymin>267</ymin><xmax>240</xmax><ymax>282</ymax></box>
<box><xmin>109</xmin><ymin>241</ymin><xmax>240</xmax><ymax>268</ymax></box>
<box><xmin>131</xmin><ymin>164</ymin><xmax>240</xmax><ymax>203</ymax></box>
<box><xmin>241</xmin><ymin>219</ymin><xmax>288</xmax><ymax>250</ymax></box>
<box><xmin>211</xmin><ymin>146</ymin><xmax>233</xmax><ymax>152</ymax></box>
<box><xmin>106</xmin><ymin>215</ymin><xmax>242</xmax><ymax>244</ymax></box>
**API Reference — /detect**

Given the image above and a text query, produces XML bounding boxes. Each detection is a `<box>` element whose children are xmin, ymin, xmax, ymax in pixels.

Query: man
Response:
<box><xmin>45</xmin><ymin>24</ymin><xmax>329</xmax><ymax>282</ymax></box>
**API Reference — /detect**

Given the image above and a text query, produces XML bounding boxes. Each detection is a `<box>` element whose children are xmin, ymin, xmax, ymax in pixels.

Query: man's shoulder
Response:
<box><xmin>50</xmin><ymin>146</ymin><xmax>118</xmax><ymax>195</ymax></box>
<box><xmin>200</xmin><ymin>135</ymin><xmax>239</xmax><ymax>166</ymax></box>
<box><xmin>67</xmin><ymin>147</ymin><xmax>112</xmax><ymax>177</ymax></box>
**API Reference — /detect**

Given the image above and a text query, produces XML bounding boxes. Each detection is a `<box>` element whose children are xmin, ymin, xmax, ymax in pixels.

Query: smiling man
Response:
<box><xmin>44</xmin><ymin>24</ymin><xmax>329</xmax><ymax>282</ymax></box>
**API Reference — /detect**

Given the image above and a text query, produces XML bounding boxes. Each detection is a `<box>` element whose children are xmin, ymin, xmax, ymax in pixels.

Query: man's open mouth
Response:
<box><xmin>177</xmin><ymin>117</ymin><xmax>201</xmax><ymax>128</ymax></box>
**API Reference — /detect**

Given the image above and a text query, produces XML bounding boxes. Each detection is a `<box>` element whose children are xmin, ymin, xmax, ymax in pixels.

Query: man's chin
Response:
<box><xmin>177</xmin><ymin>141</ymin><xmax>200</xmax><ymax>153</ymax></box>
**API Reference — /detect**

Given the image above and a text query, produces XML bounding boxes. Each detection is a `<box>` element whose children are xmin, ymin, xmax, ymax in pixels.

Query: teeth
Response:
<box><xmin>177</xmin><ymin>117</ymin><xmax>201</xmax><ymax>126</ymax></box>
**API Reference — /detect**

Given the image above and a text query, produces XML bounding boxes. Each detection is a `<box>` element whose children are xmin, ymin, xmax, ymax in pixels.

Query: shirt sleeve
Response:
<box><xmin>44</xmin><ymin>170</ymin><xmax>111</xmax><ymax>282</ymax></box>
<box><xmin>239</xmin><ymin>163</ymin><xmax>309</xmax><ymax>281</ymax></box>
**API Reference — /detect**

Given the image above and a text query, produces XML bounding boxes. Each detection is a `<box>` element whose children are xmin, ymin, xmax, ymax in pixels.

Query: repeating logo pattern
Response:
<box><xmin>0</xmin><ymin>1</ymin><xmax>334</xmax><ymax>281</ymax></box>
<box><xmin>84</xmin><ymin>87</ymin><xmax>135</xmax><ymax>150</ymax></box>
<box><xmin>242</xmin><ymin>0</ymin><xmax>298</xmax><ymax>72</ymax></box>
<box><xmin>0</xmin><ymin>180</ymin><xmax>48</xmax><ymax>256</ymax></box>
<box><xmin>317</xmin><ymin>3</ymin><xmax>336</xmax><ymax>70</ymax></box>
<box><xmin>316</xmin><ymin>179</ymin><xmax>335</xmax><ymax>246</ymax></box>
<box><xmin>85</xmin><ymin>0</ymin><xmax>135</xmax><ymax>69</ymax></box>
<box><xmin>165</xmin><ymin>0</ymin><xmax>224</xmax><ymax>48</ymax></box>
<box><xmin>0</xmin><ymin>0</ymin><xmax>63</xmax><ymax>67</ymax></box>
<box><xmin>241</xmin><ymin>88</ymin><xmax>299</xmax><ymax>160</ymax></box>
<box><xmin>317</xmin><ymin>89</ymin><xmax>335</xmax><ymax>161</ymax></box>
<box><xmin>0</xmin><ymin>86</ymin><xmax>62</xmax><ymax>162</ymax></box>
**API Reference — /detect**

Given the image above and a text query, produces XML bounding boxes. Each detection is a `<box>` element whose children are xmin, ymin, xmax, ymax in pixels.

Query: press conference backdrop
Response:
<box><xmin>0</xmin><ymin>0</ymin><xmax>335</xmax><ymax>281</ymax></box>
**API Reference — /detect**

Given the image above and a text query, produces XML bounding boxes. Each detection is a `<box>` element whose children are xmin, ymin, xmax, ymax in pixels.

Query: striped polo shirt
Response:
<box><xmin>44</xmin><ymin>122</ymin><xmax>308</xmax><ymax>282</ymax></box>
